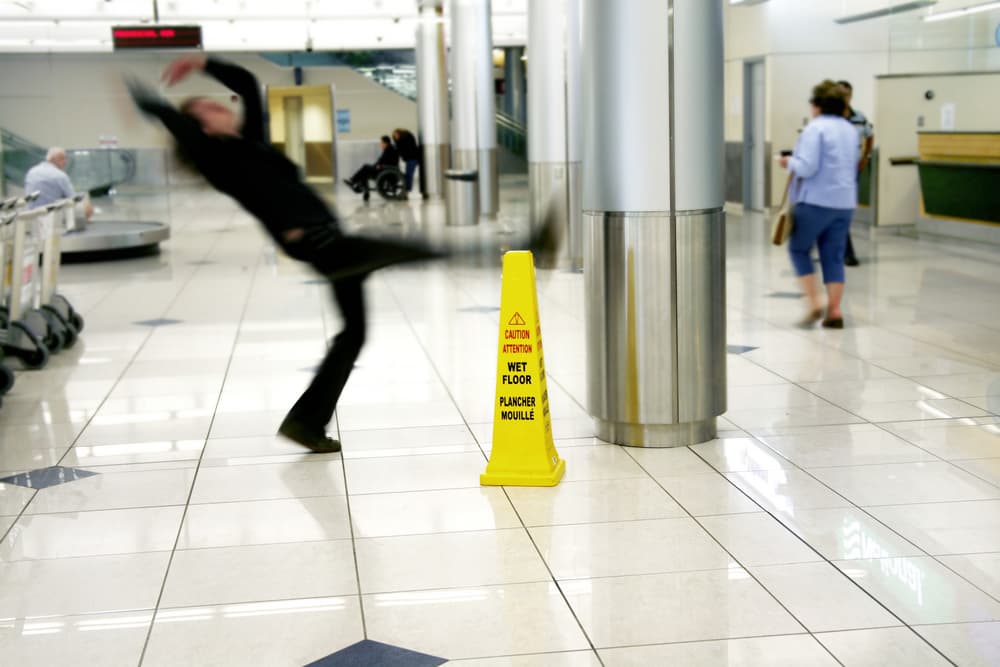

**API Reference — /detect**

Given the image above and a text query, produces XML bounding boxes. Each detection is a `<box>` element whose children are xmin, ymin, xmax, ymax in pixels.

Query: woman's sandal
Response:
<box><xmin>797</xmin><ymin>308</ymin><xmax>823</xmax><ymax>329</ymax></box>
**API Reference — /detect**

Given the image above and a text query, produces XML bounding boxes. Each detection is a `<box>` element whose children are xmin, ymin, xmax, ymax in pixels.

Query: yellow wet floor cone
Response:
<box><xmin>481</xmin><ymin>251</ymin><xmax>565</xmax><ymax>487</ymax></box>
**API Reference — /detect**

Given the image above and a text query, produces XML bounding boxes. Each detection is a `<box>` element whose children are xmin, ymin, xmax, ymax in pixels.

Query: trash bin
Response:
<box><xmin>445</xmin><ymin>169</ymin><xmax>479</xmax><ymax>226</ymax></box>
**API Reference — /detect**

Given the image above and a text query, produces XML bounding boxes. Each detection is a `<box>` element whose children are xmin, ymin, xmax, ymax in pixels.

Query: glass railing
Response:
<box><xmin>351</xmin><ymin>64</ymin><xmax>527</xmax><ymax>158</ymax></box>
<box><xmin>2</xmin><ymin>127</ymin><xmax>139</xmax><ymax>196</ymax></box>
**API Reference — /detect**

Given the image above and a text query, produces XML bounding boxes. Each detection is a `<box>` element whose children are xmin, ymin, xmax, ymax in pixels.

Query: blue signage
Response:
<box><xmin>336</xmin><ymin>109</ymin><xmax>351</xmax><ymax>134</ymax></box>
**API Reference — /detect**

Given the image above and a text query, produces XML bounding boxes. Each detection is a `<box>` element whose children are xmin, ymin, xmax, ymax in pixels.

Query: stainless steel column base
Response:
<box><xmin>595</xmin><ymin>417</ymin><xmax>716</xmax><ymax>448</ymax></box>
<box><xmin>422</xmin><ymin>142</ymin><xmax>450</xmax><ymax>199</ymax></box>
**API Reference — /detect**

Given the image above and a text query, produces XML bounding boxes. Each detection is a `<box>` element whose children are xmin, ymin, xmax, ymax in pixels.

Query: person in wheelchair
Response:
<box><xmin>344</xmin><ymin>136</ymin><xmax>398</xmax><ymax>195</ymax></box>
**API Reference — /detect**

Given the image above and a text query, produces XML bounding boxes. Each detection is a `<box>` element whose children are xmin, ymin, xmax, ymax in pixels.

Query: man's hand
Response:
<box><xmin>161</xmin><ymin>55</ymin><xmax>208</xmax><ymax>87</ymax></box>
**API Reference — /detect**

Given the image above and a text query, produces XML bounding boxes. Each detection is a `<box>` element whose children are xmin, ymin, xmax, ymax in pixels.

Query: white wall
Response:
<box><xmin>0</xmin><ymin>52</ymin><xmax>416</xmax><ymax>149</ymax></box>
<box><xmin>724</xmin><ymin>0</ymin><xmax>1000</xmax><ymax>210</ymax></box>
<box><xmin>876</xmin><ymin>71</ymin><xmax>1000</xmax><ymax>226</ymax></box>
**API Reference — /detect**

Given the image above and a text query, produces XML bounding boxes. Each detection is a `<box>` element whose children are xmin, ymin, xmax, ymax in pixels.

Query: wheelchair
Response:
<box><xmin>349</xmin><ymin>166</ymin><xmax>406</xmax><ymax>202</ymax></box>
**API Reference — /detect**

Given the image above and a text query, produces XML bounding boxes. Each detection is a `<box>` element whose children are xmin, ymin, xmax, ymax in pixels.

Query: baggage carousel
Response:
<box><xmin>62</xmin><ymin>220</ymin><xmax>170</xmax><ymax>259</ymax></box>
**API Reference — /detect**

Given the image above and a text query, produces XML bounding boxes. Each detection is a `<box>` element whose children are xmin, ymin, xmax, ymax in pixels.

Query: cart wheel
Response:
<box><xmin>363</xmin><ymin>191</ymin><xmax>371</xmax><ymax>202</ymax></box>
<box><xmin>10</xmin><ymin>321</ymin><xmax>49</xmax><ymax>370</ymax></box>
<box><xmin>38</xmin><ymin>311</ymin><xmax>66</xmax><ymax>354</ymax></box>
<box><xmin>70</xmin><ymin>311</ymin><xmax>84</xmax><ymax>334</ymax></box>
<box><xmin>0</xmin><ymin>363</ymin><xmax>14</xmax><ymax>395</ymax></box>
<box><xmin>43</xmin><ymin>306</ymin><xmax>77</xmax><ymax>349</ymax></box>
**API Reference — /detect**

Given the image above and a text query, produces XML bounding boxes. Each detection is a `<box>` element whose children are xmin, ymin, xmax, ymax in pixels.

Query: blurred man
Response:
<box><xmin>24</xmin><ymin>147</ymin><xmax>93</xmax><ymax>219</ymax></box>
<box><xmin>838</xmin><ymin>80</ymin><xmax>873</xmax><ymax>267</ymax></box>
<box><xmin>127</xmin><ymin>56</ymin><xmax>556</xmax><ymax>453</ymax></box>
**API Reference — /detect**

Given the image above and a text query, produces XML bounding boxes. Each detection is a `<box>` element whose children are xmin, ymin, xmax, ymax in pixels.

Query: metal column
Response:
<box><xmin>503</xmin><ymin>47</ymin><xmax>526</xmax><ymax>124</ymax></box>
<box><xmin>527</xmin><ymin>0</ymin><xmax>582</xmax><ymax>269</ymax></box>
<box><xmin>450</xmin><ymin>0</ymin><xmax>498</xmax><ymax>218</ymax></box>
<box><xmin>416</xmin><ymin>0</ymin><xmax>450</xmax><ymax>199</ymax></box>
<box><xmin>582</xmin><ymin>0</ymin><xmax>726</xmax><ymax>447</ymax></box>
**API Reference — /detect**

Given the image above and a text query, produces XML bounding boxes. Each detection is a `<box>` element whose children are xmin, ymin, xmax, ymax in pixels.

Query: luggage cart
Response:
<box><xmin>0</xmin><ymin>196</ymin><xmax>52</xmax><ymax>369</ymax></box>
<box><xmin>38</xmin><ymin>195</ymin><xmax>85</xmax><ymax>345</ymax></box>
<box><xmin>14</xmin><ymin>204</ymin><xmax>69</xmax><ymax>354</ymax></box>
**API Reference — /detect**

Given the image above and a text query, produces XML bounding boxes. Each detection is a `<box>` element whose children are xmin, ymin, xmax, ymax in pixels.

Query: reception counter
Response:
<box><xmin>913</xmin><ymin>131</ymin><xmax>1000</xmax><ymax>242</ymax></box>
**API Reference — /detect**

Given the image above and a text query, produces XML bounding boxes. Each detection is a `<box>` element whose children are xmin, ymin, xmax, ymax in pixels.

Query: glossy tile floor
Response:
<box><xmin>2</xmin><ymin>180</ymin><xmax>999</xmax><ymax>666</ymax></box>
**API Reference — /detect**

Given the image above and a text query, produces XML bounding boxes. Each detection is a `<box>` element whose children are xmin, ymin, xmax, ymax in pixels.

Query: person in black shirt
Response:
<box><xmin>128</xmin><ymin>56</ymin><xmax>556</xmax><ymax>453</ymax></box>
<box><xmin>345</xmin><ymin>135</ymin><xmax>399</xmax><ymax>193</ymax></box>
<box><xmin>392</xmin><ymin>128</ymin><xmax>420</xmax><ymax>195</ymax></box>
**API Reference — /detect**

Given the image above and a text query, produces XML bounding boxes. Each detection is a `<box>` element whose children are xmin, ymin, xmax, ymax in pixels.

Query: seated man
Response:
<box><xmin>344</xmin><ymin>135</ymin><xmax>398</xmax><ymax>193</ymax></box>
<box><xmin>24</xmin><ymin>147</ymin><xmax>93</xmax><ymax>219</ymax></box>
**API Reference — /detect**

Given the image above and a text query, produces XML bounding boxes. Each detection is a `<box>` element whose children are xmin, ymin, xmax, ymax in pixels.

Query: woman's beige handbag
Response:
<box><xmin>771</xmin><ymin>174</ymin><xmax>794</xmax><ymax>246</ymax></box>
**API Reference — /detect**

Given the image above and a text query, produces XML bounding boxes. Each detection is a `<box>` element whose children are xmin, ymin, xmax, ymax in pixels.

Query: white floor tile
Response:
<box><xmin>655</xmin><ymin>473</ymin><xmax>762</xmax><ymax>516</ymax></box>
<box><xmin>724</xmin><ymin>469</ymin><xmax>851</xmax><ymax>516</ymax></box>
<box><xmin>0</xmin><ymin>483</ymin><xmax>35</xmax><ymax>517</ymax></box>
<box><xmin>345</xmin><ymin>452</ymin><xmax>485</xmax><ymax>494</ymax></box>
<box><xmin>143</xmin><ymin>596</ymin><xmax>364</xmax><ymax>667</ymax></box>
<box><xmin>446</xmin><ymin>652</ymin><xmax>601</xmax><ymax>667</ymax></box>
<box><xmin>751</xmin><ymin>561</ymin><xmax>901</xmax><ymax>632</ymax></box>
<box><xmin>177</xmin><ymin>497</ymin><xmax>351</xmax><ymax>549</ymax></box>
<box><xmin>689</xmin><ymin>437</ymin><xmax>792</xmax><ymax>473</ymax></box>
<box><xmin>600</xmin><ymin>635</ymin><xmax>838</xmax><ymax>667</ymax></box>
<box><xmin>364</xmin><ymin>582</ymin><xmax>590</xmax><ymax>660</ymax></box>
<box><xmin>868</xmin><ymin>500</ymin><xmax>1000</xmax><ymax>555</ymax></box>
<box><xmin>699</xmin><ymin>512</ymin><xmax>821</xmax><ymax>566</ymax></box>
<box><xmin>758</xmin><ymin>424</ymin><xmax>939</xmax><ymax>468</ymax></box>
<box><xmin>882</xmin><ymin>420</ymin><xmax>1000</xmax><ymax>460</ymax></box>
<box><xmin>938</xmin><ymin>552</ymin><xmax>1000</xmax><ymax>600</ymax></box>
<box><xmin>191</xmin><ymin>460</ymin><xmax>346</xmax><ymax>504</ymax></box>
<box><xmin>558</xmin><ymin>445</ymin><xmax>648</xmax><ymax>481</ymax></box>
<box><xmin>350</xmin><ymin>487</ymin><xmax>521</xmax><ymax>538</ymax></box>
<box><xmin>356</xmin><ymin>528</ymin><xmax>549</xmax><ymax>593</ymax></box>
<box><xmin>624</xmin><ymin>446</ymin><xmax>717</xmax><ymax>476</ymax></box>
<box><xmin>853</xmin><ymin>398</ymin><xmax>988</xmax><ymax>423</ymax></box>
<box><xmin>62</xmin><ymin>439</ymin><xmax>206</xmax><ymax>468</ymax></box>
<box><xmin>531</xmin><ymin>518</ymin><xmax>733</xmax><ymax>580</ymax></box>
<box><xmin>810</xmin><ymin>462</ymin><xmax>1000</xmax><ymax>506</ymax></box>
<box><xmin>777</xmin><ymin>507</ymin><xmax>925</xmax><ymax>561</ymax></box>
<box><xmin>0</xmin><ymin>551</ymin><xmax>169</xmax><ymax>617</ymax></box>
<box><xmin>0</xmin><ymin>506</ymin><xmax>183</xmax><ymax>560</ymax></box>
<box><xmin>915</xmin><ymin>622</ymin><xmax>1000</xmax><ymax>667</ymax></box>
<box><xmin>506</xmin><ymin>478</ymin><xmax>687</xmax><ymax>526</ymax></box>
<box><xmin>24</xmin><ymin>467</ymin><xmax>195</xmax><ymax>514</ymax></box>
<box><xmin>835</xmin><ymin>556</ymin><xmax>1000</xmax><ymax>624</ymax></box>
<box><xmin>161</xmin><ymin>540</ymin><xmax>358</xmax><ymax>607</ymax></box>
<box><xmin>0</xmin><ymin>611</ymin><xmax>152</xmax><ymax>667</ymax></box>
<box><xmin>562</xmin><ymin>569</ymin><xmax>803</xmax><ymax>647</ymax></box>
<box><xmin>816</xmin><ymin>627</ymin><xmax>951</xmax><ymax>666</ymax></box>
<box><xmin>954</xmin><ymin>458</ymin><xmax>1000</xmax><ymax>486</ymax></box>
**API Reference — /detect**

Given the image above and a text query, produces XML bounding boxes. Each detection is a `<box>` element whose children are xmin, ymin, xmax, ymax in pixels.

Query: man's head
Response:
<box><xmin>381</xmin><ymin>135</ymin><xmax>392</xmax><ymax>149</ymax></box>
<box><xmin>180</xmin><ymin>97</ymin><xmax>239</xmax><ymax>136</ymax></box>
<box><xmin>837</xmin><ymin>80</ymin><xmax>853</xmax><ymax>106</ymax></box>
<box><xmin>391</xmin><ymin>129</ymin><xmax>401</xmax><ymax>142</ymax></box>
<box><xmin>46</xmin><ymin>147</ymin><xmax>67</xmax><ymax>170</ymax></box>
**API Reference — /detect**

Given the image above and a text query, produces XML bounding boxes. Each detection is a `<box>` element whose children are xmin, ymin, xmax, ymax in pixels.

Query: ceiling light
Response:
<box><xmin>923</xmin><ymin>0</ymin><xmax>1000</xmax><ymax>21</ymax></box>
<box><xmin>836</xmin><ymin>0</ymin><xmax>937</xmax><ymax>24</ymax></box>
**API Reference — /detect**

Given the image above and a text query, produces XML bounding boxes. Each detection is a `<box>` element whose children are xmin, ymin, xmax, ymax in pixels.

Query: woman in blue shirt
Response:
<box><xmin>779</xmin><ymin>80</ymin><xmax>859</xmax><ymax>329</ymax></box>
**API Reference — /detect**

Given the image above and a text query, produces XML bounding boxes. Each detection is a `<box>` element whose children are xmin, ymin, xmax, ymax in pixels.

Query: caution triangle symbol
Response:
<box><xmin>508</xmin><ymin>312</ymin><xmax>526</xmax><ymax>326</ymax></box>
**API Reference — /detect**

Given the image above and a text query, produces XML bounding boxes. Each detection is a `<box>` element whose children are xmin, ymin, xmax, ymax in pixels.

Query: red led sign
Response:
<box><xmin>112</xmin><ymin>25</ymin><xmax>202</xmax><ymax>50</ymax></box>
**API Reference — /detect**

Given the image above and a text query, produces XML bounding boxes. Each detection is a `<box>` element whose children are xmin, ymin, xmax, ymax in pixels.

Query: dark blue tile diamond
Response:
<box><xmin>727</xmin><ymin>345</ymin><xmax>759</xmax><ymax>354</ymax></box>
<box><xmin>134</xmin><ymin>318</ymin><xmax>183</xmax><ymax>327</ymax></box>
<box><xmin>767</xmin><ymin>291</ymin><xmax>804</xmax><ymax>299</ymax></box>
<box><xmin>0</xmin><ymin>466</ymin><xmax>98</xmax><ymax>489</ymax></box>
<box><xmin>306</xmin><ymin>640</ymin><xmax>446</xmax><ymax>667</ymax></box>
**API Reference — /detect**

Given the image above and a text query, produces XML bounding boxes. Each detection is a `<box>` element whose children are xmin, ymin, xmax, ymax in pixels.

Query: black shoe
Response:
<box><xmin>822</xmin><ymin>317</ymin><xmax>844</xmax><ymax>329</ymax></box>
<box><xmin>845</xmin><ymin>256</ymin><xmax>860</xmax><ymax>267</ymax></box>
<box><xmin>278</xmin><ymin>417</ymin><xmax>342</xmax><ymax>453</ymax></box>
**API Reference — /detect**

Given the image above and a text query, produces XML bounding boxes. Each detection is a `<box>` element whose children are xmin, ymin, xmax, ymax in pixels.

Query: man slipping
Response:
<box><xmin>128</xmin><ymin>56</ymin><xmax>556</xmax><ymax>453</ymax></box>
